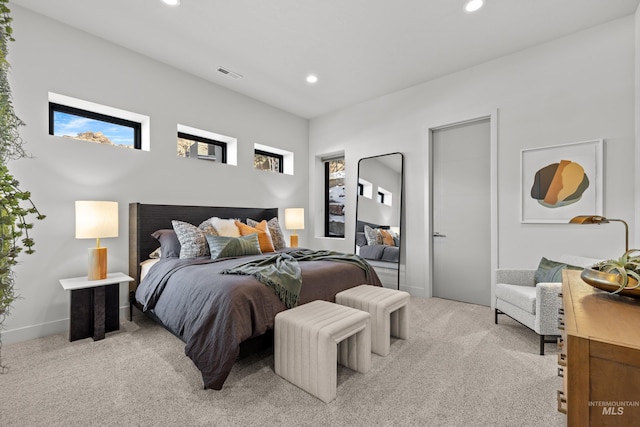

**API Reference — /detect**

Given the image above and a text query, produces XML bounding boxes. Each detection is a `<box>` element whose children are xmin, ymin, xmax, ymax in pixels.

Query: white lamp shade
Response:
<box><xmin>285</xmin><ymin>208</ymin><xmax>305</xmax><ymax>230</ymax></box>
<box><xmin>75</xmin><ymin>201</ymin><xmax>119</xmax><ymax>239</ymax></box>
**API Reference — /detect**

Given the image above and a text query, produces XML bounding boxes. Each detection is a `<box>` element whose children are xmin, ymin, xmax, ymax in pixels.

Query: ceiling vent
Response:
<box><xmin>216</xmin><ymin>66</ymin><xmax>243</xmax><ymax>80</ymax></box>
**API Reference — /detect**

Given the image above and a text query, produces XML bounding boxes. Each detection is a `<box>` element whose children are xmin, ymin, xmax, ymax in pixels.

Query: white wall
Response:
<box><xmin>3</xmin><ymin>6</ymin><xmax>309</xmax><ymax>344</ymax></box>
<box><xmin>309</xmin><ymin>17</ymin><xmax>635</xmax><ymax>297</ymax></box>
<box><xmin>636</xmin><ymin>6</ymin><xmax>640</xmax><ymax>248</ymax></box>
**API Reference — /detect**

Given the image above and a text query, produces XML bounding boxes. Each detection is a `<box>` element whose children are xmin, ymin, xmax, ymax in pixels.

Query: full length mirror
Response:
<box><xmin>355</xmin><ymin>153</ymin><xmax>403</xmax><ymax>289</ymax></box>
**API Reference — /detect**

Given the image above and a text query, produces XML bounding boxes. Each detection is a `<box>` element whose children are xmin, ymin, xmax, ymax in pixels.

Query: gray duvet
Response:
<box><xmin>135</xmin><ymin>250</ymin><xmax>382</xmax><ymax>390</ymax></box>
<box><xmin>359</xmin><ymin>244</ymin><xmax>400</xmax><ymax>262</ymax></box>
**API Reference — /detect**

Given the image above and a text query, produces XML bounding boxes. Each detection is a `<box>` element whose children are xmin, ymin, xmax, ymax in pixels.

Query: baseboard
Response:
<box><xmin>1</xmin><ymin>318</ymin><xmax>67</xmax><ymax>345</ymax></box>
<box><xmin>401</xmin><ymin>283</ymin><xmax>427</xmax><ymax>297</ymax></box>
<box><xmin>1</xmin><ymin>305</ymin><xmax>132</xmax><ymax>345</ymax></box>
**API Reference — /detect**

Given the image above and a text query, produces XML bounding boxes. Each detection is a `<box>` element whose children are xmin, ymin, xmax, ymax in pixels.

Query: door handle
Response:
<box><xmin>433</xmin><ymin>232</ymin><xmax>447</xmax><ymax>238</ymax></box>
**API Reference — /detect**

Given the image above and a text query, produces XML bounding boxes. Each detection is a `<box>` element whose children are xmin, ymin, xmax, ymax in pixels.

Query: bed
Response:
<box><xmin>128</xmin><ymin>203</ymin><xmax>382</xmax><ymax>390</ymax></box>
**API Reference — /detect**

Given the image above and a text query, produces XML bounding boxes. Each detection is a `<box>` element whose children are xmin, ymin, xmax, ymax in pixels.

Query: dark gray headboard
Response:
<box><xmin>128</xmin><ymin>203</ymin><xmax>279</xmax><ymax>290</ymax></box>
<box><xmin>355</xmin><ymin>220</ymin><xmax>390</xmax><ymax>233</ymax></box>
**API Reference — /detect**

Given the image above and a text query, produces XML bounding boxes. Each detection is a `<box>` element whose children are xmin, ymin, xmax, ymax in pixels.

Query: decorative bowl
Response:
<box><xmin>580</xmin><ymin>267</ymin><xmax>640</xmax><ymax>299</ymax></box>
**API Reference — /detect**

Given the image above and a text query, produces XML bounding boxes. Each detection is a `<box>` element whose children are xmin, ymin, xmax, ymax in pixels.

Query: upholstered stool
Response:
<box><xmin>336</xmin><ymin>285</ymin><xmax>410</xmax><ymax>356</ymax></box>
<box><xmin>274</xmin><ymin>300</ymin><xmax>371</xmax><ymax>403</ymax></box>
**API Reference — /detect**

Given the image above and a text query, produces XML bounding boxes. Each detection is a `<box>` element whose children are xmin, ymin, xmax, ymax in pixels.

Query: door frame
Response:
<box><xmin>426</xmin><ymin>111</ymin><xmax>498</xmax><ymax>308</ymax></box>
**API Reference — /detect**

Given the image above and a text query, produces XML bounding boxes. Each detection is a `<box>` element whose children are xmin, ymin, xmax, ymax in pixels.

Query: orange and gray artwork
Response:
<box><xmin>530</xmin><ymin>160</ymin><xmax>589</xmax><ymax>208</ymax></box>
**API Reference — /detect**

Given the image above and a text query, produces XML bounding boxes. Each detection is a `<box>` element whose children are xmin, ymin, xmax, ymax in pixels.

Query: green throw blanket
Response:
<box><xmin>221</xmin><ymin>249</ymin><xmax>372</xmax><ymax>308</ymax></box>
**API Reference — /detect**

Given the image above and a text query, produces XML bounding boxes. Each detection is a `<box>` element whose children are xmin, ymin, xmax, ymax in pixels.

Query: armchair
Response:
<box><xmin>494</xmin><ymin>255</ymin><xmax>599</xmax><ymax>355</ymax></box>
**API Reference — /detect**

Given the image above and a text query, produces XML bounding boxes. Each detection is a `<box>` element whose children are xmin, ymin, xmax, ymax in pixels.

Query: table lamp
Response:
<box><xmin>285</xmin><ymin>208</ymin><xmax>304</xmax><ymax>248</ymax></box>
<box><xmin>75</xmin><ymin>201</ymin><xmax>119</xmax><ymax>280</ymax></box>
<box><xmin>569</xmin><ymin>215</ymin><xmax>629</xmax><ymax>252</ymax></box>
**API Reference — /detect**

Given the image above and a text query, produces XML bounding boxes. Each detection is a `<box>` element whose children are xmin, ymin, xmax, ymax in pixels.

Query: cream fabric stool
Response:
<box><xmin>274</xmin><ymin>300</ymin><xmax>371</xmax><ymax>403</ymax></box>
<box><xmin>336</xmin><ymin>285</ymin><xmax>410</xmax><ymax>356</ymax></box>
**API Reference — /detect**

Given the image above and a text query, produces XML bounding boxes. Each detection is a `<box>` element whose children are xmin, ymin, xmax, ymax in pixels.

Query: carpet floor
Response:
<box><xmin>0</xmin><ymin>297</ymin><xmax>565</xmax><ymax>426</ymax></box>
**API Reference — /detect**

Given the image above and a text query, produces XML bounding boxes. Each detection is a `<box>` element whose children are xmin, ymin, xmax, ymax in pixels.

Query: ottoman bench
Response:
<box><xmin>336</xmin><ymin>285</ymin><xmax>410</xmax><ymax>356</ymax></box>
<box><xmin>274</xmin><ymin>300</ymin><xmax>371</xmax><ymax>403</ymax></box>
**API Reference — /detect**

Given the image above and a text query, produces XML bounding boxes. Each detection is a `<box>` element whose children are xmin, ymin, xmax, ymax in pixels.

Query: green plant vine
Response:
<box><xmin>0</xmin><ymin>0</ymin><xmax>45</xmax><ymax>373</ymax></box>
<box><xmin>0</xmin><ymin>0</ymin><xmax>27</xmax><ymax>164</ymax></box>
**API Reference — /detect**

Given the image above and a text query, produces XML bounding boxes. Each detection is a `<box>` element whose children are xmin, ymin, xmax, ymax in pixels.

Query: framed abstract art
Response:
<box><xmin>520</xmin><ymin>139</ymin><xmax>603</xmax><ymax>223</ymax></box>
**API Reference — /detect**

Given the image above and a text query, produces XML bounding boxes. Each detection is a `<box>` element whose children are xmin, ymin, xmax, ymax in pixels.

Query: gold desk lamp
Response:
<box><xmin>569</xmin><ymin>215</ymin><xmax>629</xmax><ymax>252</ymax></box>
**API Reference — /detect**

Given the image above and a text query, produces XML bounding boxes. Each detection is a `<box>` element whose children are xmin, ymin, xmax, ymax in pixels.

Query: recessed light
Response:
<box><xmin>465</xmin><ymin>0</ymin><xmax>484</xmax><ymax>12</ymax></box>
<box><xmin>162</xmin><ymin>0</ymin><xmax>180</xmax><ymax>6</ymax></box>
<box><xmin>306</xmin><ymin>75</ymin><xmax>318</xmax><ymax>84</ymax></box>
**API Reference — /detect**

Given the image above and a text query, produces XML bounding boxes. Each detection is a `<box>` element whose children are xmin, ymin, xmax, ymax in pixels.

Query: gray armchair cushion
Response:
<box><xmin>496</xmin><ymin>283</ymin><xmax>536</xmax><ymax>315</ymax></box>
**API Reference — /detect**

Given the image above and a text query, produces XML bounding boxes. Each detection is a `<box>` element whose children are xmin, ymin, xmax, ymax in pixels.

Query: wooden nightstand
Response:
<box><xmin>59</xmin><ymin>272</ymin><xmax>134</xmax><ymax>341</ymax></box>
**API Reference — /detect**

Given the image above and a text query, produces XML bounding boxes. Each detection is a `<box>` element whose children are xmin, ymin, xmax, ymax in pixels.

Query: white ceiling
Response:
<box><xmin>12</xmin><ymin>0</ymin><xmax>640</xmax><ymax>119</ymax></box>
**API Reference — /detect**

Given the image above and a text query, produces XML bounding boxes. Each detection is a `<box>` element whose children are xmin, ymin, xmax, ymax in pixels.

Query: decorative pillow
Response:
<box><xmin>149</xmin><ymin>247</ymin><xmax>162</xmax><ymax>259</ymax></box>
<box><xmin>534</xmin><ymin>257</ymin><xmax>583</xmax><ymax>283</ymax></box>
<box><xmin>235</xmin><ymin>220</ymin><xmax>275</xmax><ymax>253</ymax></box>
<box><xmin>201</xmin><ymin>217</ymin><xmax>240</xmax><ymax>237</ymax></box>
<box><xmin>206</xmin><ymin>233</ymin><xmax>262</xmax><ymax>259</ymax></box>
<box><xmin>247</xmin><ymin>217</ymin><xmax>286</xmax><ymax>250</ymax></box>
<box><xmin>150</xmin><ymin>229</ymin><xmax>181</xmax><ymax>259</ymax></box>
<box><xmin>197</xmin><ymin>219</ymin><xmax>220</xmax><ymax>236</ymax></box>
<box><xmin>391</xmin><ymin>230</ymin><xmax>400</xmax><ymax>247</ymax></box>
<box><xmin>379</xmin><ymin>229</ymin><xmax>395</xmax><ymax>246</ymax></box>
<box><xmin>172</xmin><ymin>220</ymin><xmax>210</xmax><ymax>258</ymax></box>
<box><xmin>355</xmin><ymin>232</ymin><xmax>368</xmax><ymax>247</ymax></box>
<box><xmin>364</xmin><ymin>225</ymin><xmax>382</xmax><ymax>245</ymax></box>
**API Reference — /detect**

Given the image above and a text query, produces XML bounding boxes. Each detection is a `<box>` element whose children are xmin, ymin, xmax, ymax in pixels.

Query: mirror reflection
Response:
<box><xmin>355</xmin><ymin>153</ymin><xmax>403</xmax><ymax>289</ymax></box>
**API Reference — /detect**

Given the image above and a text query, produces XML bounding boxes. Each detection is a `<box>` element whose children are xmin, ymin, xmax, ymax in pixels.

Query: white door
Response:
<box><xmin>432</xmin><ymin>119</ymin><xmax>491</xmax><ymax>306</ymax></box>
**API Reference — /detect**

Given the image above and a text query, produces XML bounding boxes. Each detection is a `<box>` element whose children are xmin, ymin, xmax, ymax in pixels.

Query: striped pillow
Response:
<box><xmin>206</xmin><ymin>233</ymin><xmax>262</xmax><ymax>259</ymax></box>
<box><xmin>235</xmin><ymin>220</ymin><xmax>275</xmax><ymax>253</ymax></box>
<box><xmin>247</xmin><ymin>217</ymin><xmax>286</xmax><ymax>250</ymax></box>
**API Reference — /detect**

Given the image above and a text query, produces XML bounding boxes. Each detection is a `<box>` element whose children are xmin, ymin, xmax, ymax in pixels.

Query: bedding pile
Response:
<box><xmin>221</xmin><ymin>249</ymin><xmax>373</xmax><ymax>308</ymax></box>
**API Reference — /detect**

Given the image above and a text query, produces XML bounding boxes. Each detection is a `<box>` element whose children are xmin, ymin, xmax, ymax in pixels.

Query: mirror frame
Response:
<box><xmin>354</xmin><ymin>152</ymin><xmax>404</xmax><ymax>290</ymax></box>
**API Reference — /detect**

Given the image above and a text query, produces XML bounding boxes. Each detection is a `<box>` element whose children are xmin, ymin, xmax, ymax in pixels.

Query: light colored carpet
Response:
<box><xmin>0</xmin><ymin>297</ymin><xmax>564</xmax><ymax>427</ymax></box>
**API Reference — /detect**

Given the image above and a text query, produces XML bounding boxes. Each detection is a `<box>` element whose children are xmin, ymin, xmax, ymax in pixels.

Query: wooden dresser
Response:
<box><xmin>558</xmin><ymin>270</ymin><xmax>640</xmax><ymax>426</ymax></box>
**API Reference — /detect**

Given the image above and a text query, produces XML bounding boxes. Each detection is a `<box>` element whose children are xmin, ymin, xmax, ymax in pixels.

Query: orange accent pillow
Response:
<box><xmin>235</xmin><ymin>220</ymin><xmax>275</xmax><ymax>253</ymax></box>
<box><xmin>379</xmin><ymin>229</ymin><xmax>395</xmax><ymax>246</ymax></box>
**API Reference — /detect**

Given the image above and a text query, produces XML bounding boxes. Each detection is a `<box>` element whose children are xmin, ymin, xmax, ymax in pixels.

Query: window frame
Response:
<box><xmin>324</xmin><ymin>161</ymin><xmax>331</xmax><ymax>237</ymax></box>
<box><xmin>254</xmin><ymin>149</ymin><xmax>284</xmax><ymax>173</ymax></box>
<box><xmin>324</xmin><ymin>157</ymin><xmax>345</xmax><ymax>238</ymax></box>
<box><xmin>378</xmin><ymin>186</ymin><xmax>393</xmax><ymax>206</ymax></box>
<box><xmin>177</xmin><ymin>131</ymin><xmax>227</xmax><ymax>163</ymax></box>
<box><xmin>49</xmin><ymin>102</ymin><xmax>142</xmax><ymax>149</ymax></box>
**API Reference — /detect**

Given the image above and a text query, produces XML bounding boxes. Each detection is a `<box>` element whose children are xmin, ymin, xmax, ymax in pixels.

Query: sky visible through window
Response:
<box><xmin>53</xmin><ymin>111</ymin><xmax>135</xmax><ymax>148</ymax></box>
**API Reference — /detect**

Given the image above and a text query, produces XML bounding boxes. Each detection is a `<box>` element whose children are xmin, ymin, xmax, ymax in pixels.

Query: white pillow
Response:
<box><xmin>203</xmin><ymin>217</ymin><xmax>241</xmax><ymax>237</ymax></box>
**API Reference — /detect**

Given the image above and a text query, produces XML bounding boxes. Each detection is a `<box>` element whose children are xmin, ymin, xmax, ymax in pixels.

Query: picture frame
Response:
<box><xmin>520</xmin><ymin>139</ymin><xmax>603</xmax><ymax>223</ymax></box>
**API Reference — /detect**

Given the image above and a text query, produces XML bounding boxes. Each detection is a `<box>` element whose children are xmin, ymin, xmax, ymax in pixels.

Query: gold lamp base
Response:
<box><xmin>290</xmin><ymin>234</ymin><xmax>299</xmax><ymax>248</ymax></box>
<box><xmin>88</xmin><ymin>247</ymin><xmax>108</xmax><ymax>280</ymax></box>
